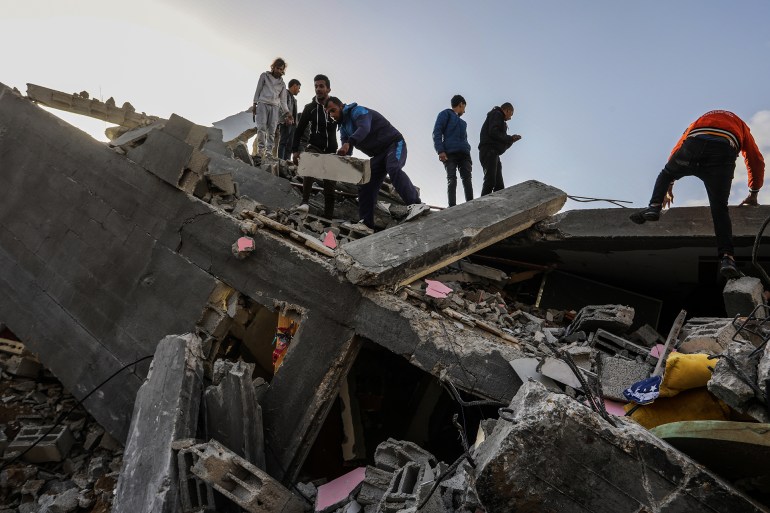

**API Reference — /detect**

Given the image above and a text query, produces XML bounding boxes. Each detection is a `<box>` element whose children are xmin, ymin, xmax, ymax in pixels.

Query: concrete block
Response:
<box><xmin>357</xmin><ymin>466</ymin><xmax>392</xmax><ymax>506</ymax></box>
<box><xmin>373</xmin><ymin>438</ymin><xmax>437</xmax><ymax>473</ymax></box>
<box><xmin>758</xmin><ymin>341</ymin><xmax>770</xmax><ymax>397</ymax></box>
<box><xmin>163</xmin><ymin>113</ymin><xmax>208</xmax><ymax>150</ymax></box>
<box><xmin>187</xmin><ymin>439</ymin><xmax>305</xmax><ymax>513</ymax></box>
<box><xmin>474</xmin><ymin>381</ymin><xmax>768</xmax><ymax>513</ymax></box>
<box><xmin>568</xmin><ymin>304</ymin><xmax>634</xmax><ymax>335</ymax></box>
<box><xmin>109</xmin><ymin>122</ymin><xmax>165</xmax><ymax>148</ymax></box>
<box><xmin>591</xmin><ymin>328</ymin><xmax>651</xmax><ymax>361</ymax></box>
<box><xmin>4</xmin><ymin>424</ymin><xmax>73</xmax><ymax>463</ymax></box>
<box><xmin>203</xmin><ymin>360</ymin><xmax>265</xmax><ymax>469</ymax></box>
<box><xmin>113</xmin><ymin>334</ymin><xmax>205</xmax><ymax>513</ymax></box>
<box><xmin>628</xmin><ymin>324</ymin><xmax>664</xmax><ymax>348</ymax></box>
<box><xmin>4</xmin><ymin>355</ymin><xmax>41</xmax><ymax>378</ymax></box>
<box><xmin>126</xmin><ymin>129</ymin><xmax>193</xmax><ymax>188</ymax></box>
<box><xmin>598</xmin><ymin>354</ymin><xmax>652</xmax><ymax>401</ymax></box>
<box><xmin>297</xmin><ymin>153</ymin><xmax>371</xmax><ymax>185</ymax></box>
<box><xmin>208</xmin><ymin>172</ymin><xmax>236</xmax><ymax>195</ymax></box>
<box><xmin>679</xmin><ymin>320</ymin><xmax>737</xmax><ymax>354</ymax></box>
<box><xmin>378</xmin><ymin>461</ymin><xmax>441</xmax><ymax>513</ymax></box>
<box><xmin>707</xmin><ymin>341</ymin><xmax>767</xmax><ymax>421</ymax></box>
<box><xmin>723</xmin><ymin>276</ymin><xmax>766</xmax><ymax>319</ymax></box>
<box><xmin>176</xmin><ymin>447</ymin><xmax>216</xmax><ymax>513</ymax></box>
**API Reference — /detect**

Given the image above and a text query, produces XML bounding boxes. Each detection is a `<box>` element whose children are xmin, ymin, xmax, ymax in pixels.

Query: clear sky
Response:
<box><xmin>2</xmin><ymin>0</ymin><xmax>769</xmax><ymax>210</ymax></box>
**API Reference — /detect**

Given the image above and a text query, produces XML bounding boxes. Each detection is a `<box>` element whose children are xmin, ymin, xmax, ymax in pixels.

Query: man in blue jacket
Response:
<box><xmin>325</xmin><ymin>97</ymin><xmax>427</xmax><ymax>233</ymax></box>
<box><xmin>433</xmin><ymin>95</ymin><xmax>472</xmax><ymax>206</ymax></box>
<box><xmin>479</xmin><ymin>102</ymin><xmax>521</xmax><ymax>195</ymax></box>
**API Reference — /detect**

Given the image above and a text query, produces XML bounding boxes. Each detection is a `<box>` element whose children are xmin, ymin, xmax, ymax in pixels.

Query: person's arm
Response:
<box><xmin>337</xmin><ymin>121</ymin><xmax>353</xmax><ymax>156</ymax></box>
<box><xmin>432</xmin><ymin>111</ymin><xmax>447</xmax><ymax>160</ymax></box>
<box><xmin>488</xmin><ymin>110</ymin><xmax>512</xmax><ymax>146</ymax></box>
<box><xmin>346</xmin><ymin>107</ymin><xmax>371</xmax><ymax>149</ymax></box>
<box><xmin>278</xmin><ymin>87</ymin><xmax>292</xmax><ymax>123</ymax></box>
<box><xmin>742</xmin><ymin>124</ymin><xmax>765</xmax><ymax>198</ymax></box>
<box><xmin>253</xmin><ymin>72</ymin><xmax>265</xmax><ymax>106</ymax></box>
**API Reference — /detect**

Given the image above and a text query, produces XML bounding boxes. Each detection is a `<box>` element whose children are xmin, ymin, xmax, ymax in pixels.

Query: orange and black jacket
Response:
<box><xmin>670</xmin><ymin>110</ymin><xmax>765</xmax><ymax>192</ymax></box>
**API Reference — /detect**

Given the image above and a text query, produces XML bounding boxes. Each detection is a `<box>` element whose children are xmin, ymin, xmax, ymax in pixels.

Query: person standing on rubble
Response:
<box><xmin>479</xmin><ymin>102</ymin><xmax>522</xmax><ymax>196</ymax></box>
<box><xmin>324</xmin><ymin>97</ymin><xmax>429</xmax><ymax>234</ymax></box>
<box><xmin>251</xmin><ymin>57</ymin><xmax>292</xmax><ymax>161</ymax></box>
<box><xmin>277</xmin><ymin>78</ymin><xmax>301</xmax><ymax>161</ymax></box>
<box><xmin>433</xmin><ymin>95</ymin><xmax>473</xmax><ymax>207</ymax></box>
<box><xmin>291</xmin><ymin>74</ymin><xmax>339</xmax><ymax>218</ymax></box>
<box><xmin>630</xmin><ymin>110</ymin><xmax>765</xmax><ymax>279</ymax></box>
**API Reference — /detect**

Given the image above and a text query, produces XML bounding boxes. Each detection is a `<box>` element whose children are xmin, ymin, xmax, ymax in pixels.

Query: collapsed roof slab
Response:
<box><xmin>26</xmin><ymin>83</ymin><xmax>160</xmax><ymax>129</ymax></box>
<box><xmin>336</xmin><ymin>181</ymin><xmax>567</xmax><ymax>288</ymax></box>
<box><xmin>0</xmin><ymin>83</ymin><xmax>525</xmax><ymax>483</ymax></box>
<box><xmin>490</xmin><ymin>205</ymin><xmax>770</xmax><ymax>296</ymax></box>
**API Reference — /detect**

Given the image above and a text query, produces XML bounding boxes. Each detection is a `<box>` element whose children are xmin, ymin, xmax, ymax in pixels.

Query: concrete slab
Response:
<box><xmin>336</xmin><ymin>181</ymin><xmax>567</xmax><ymax>287</ymax></box>
<box><xmin>297</xmin><ymin>153</ymin><xmax>370</xmax><ymax>185</ymax></box>
<box><xmin>113</xmin><ymin>334</ymin><xmax>204</xmax><ymax>513</ymax></box>
<box><xmin>474</xmin><ymin>381</ymin><xmax>768</xmax><ymax>513</ymax></box>
<box><xmin>212</xmin><ymin>110</ymin><xmax>255</xmax><ymax>142</ymax></box>
<box><xmin>724</xmin><ymin>276</ymin><xmax>766</xmax><ymax>319</ymax></box>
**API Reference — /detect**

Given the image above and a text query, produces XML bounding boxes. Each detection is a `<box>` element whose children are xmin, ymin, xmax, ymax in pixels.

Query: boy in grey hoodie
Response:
<box><xmin>251</xmin><ymin>58</ymin><xmax>292</xmax><ymax>158</ymax></box>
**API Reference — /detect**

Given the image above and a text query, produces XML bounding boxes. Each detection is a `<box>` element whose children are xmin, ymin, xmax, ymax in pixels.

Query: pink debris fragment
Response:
<box><xmin>649</xmin><ymin>343</ymin><xmax>673</xmax><ymax>358</ymax></box>
<box><xmin>323</xmin><ymin>231</ymin><xmax>338</xmax><ymax>249</ymax></box>
<box><xmin>602</xmin><ymin>398</ymin><xmax>628</xmax><ymax>416</ymax></box>
<box><xmin>316</xmin><ymin>467</ymin><xmax>366</xmax><ymax>511</ymax></box>
<box><xmin>425</xmin><ymin>279</ymin><xmax>452</xmax><ymax>298</ymax></box>
<box><xmin>237</xmin><ymin>237</ymin><xmax>255</xmax><ymax>252</ymax></box>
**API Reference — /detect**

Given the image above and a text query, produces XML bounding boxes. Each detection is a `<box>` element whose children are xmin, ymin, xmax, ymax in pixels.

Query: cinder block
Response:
<box><xmin>297</xmin><ymin>153</ymin><xmax>371</xmax><ymax>185</ymax></box>
<box><xmin>187</xmin><ymin>439</ymin><xmax>304</xmax><ymax>513</ymax></box>
<box><xmin>568</xmin><ymin>304</ymin><xmax>634</xmax><ymax>335</ymax></box>
<box><xmin>373</xmin><ymin>438</ymin><xmax>437</xmax><ymax>473</ymax></box>
<box><xmin>177</xmin><ymin>447</ymin><xmax>216</xmax><ymax>513</ymax></box>
<box><xmin>5</xmin><ymin>424</ymin><xmax>74</xmax><ymax>463</ymax></box>
<box><xmin>5</xmin><ymin>355</ymin><xmax>41</xmax><ymax>378</ymax></box>
<box><xmin>724</xmin><ymin>277</ymin><xmax>766</xmax><ymax>319</ymax></box>
<box><xmin>357</xmin><ymin>466</ymin><xmax>392</xmax><ymax>506</ymax></box>
<box><xmin>591</xmin><ymin>329</ymin><xmax>650</xmax><ymax>360</ymax></box>
<box><xmin>679</xmin><ymin>321</ymin><xmax>736</xmax><ymax>354</ymax></box>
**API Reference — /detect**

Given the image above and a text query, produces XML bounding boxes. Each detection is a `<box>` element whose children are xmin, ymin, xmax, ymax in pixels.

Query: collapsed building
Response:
<box><xmin>1</xmin><ymin>82</ymin><xmax>770</xmax><ymax>512</ymax></box>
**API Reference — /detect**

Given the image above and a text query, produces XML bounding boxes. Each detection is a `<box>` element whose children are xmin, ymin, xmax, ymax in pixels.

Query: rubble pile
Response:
<box><xmin>5</xmin><ymin>82</ymin><xmax>770</xmax><ymax>512</ymax></box>
<box><xmin>0</xmin><ymin>338</ymin><xmax>123</xmax><ymax>512</ymax></box>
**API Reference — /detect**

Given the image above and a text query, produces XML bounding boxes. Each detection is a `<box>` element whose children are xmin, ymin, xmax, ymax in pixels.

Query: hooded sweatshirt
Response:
<box><xmin>253</xmin><ymin>71</ymin><xmax>289</xmax><ymax>116</ymax></box>
<box><xmin>670</xmin><ymin>110</ymin><xmax>765</xmax><ymax>191</ymax></box>
<box><xmin>292</xmin><ymin>97</ymin><xmax>338</xmax><ymax>153</ymax></box>
<box><xmin>339</xmin><ymin>103</ymin><xmax>402</xmax><ymax>157</ymax></box>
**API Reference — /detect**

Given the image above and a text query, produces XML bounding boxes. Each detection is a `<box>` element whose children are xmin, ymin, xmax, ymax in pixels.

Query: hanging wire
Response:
<box><xmin>567</xmin><ymin>195</ymin><xmax>633</xmax><ymax>208</ymax></box>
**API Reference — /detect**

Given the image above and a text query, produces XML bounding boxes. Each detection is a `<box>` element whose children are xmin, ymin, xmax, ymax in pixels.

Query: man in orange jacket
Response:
<box><xmin>630</xmin><ymin>110</ymin><xmax>765</xmax><ymax>279</ymax></box>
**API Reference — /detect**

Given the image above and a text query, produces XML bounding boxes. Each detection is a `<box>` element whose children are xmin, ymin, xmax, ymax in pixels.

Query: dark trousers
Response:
<box><xmin>359</xmin><ymin>140</ymin><xmax>420</xmax><ymax>228</ymax></box>
<box><xmin>445</xmin><ymin>152</ymin><xmax>473</xmax><ymax>206</ymax></box>
<box><xmin>300</xmin><ymin>144</ymin><xmax>337</xmax><ymax>218</ymax></box>
<box><xmin>479</xmin><ymin>149</ymin><xmax>504</xmax><ymax>196</ymax></box>
<box><xmin>649</xmin><ymin>136</ymin><xmax>737</xmax><ymax>256</ymax></box>
<box><xmin>277</xmin><ymin>124</ymin><xmax>296</xmax><ymax>161</ymax></box>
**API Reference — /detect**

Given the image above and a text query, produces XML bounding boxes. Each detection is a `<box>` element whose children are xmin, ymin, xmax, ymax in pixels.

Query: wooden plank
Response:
<box><xmin>336</xmin><ymin>181</ymin><xmax>567</xmax><ymax>287</ymax></box>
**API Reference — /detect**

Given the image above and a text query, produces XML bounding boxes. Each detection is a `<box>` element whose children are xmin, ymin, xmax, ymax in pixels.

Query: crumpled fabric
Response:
<box><xmin>623</xmin><ymin>375</ymin><xmax>662</xmax><ymax>405</ymax></box>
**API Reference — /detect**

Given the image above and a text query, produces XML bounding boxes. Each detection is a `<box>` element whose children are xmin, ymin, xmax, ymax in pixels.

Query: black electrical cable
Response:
<box><xmin>567</xmin><ymin>195</ymin><xmax>632</xmax><ymax>208</ymax></box>
<box><xmin>0</xmin><ymin>354</ymin><xmax>154</xmax><ymax>472</ymax></box>
<box><xmin>751</xmin><ymin>214</ymin><xmax>770</xmax><ymax>285</ymax></box>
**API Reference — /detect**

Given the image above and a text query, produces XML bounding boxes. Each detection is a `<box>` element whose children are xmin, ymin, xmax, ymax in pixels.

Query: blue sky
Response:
<box><xmin>3</xmin><ymin>0</ymin><xmax>769</xmax><ymax>210</ymax></box>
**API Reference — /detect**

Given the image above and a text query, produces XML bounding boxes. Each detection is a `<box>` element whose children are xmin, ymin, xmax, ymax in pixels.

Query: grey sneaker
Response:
<box><xmin>294</xmin><ymin>203</ymin><xmax>310</xmax><ymax>213</ymax></box>
<box><xmin>719</xmin><ymin>256</ymin><xmax>740</xmax><ymax>279</ymax></box>
<box><xmin>342</xmin><ymin>220</ymin><xmax>374</xmax><ymax>235</ymax></box>
<box><xmin>629</xmin><ymin>206</ymin><xmax>661</xmax><ymax>224</ymax></box>
<box><xmin>404</xmin><ymin>203</ymin><xmax>430</xmax><ymax>222</ymax></box>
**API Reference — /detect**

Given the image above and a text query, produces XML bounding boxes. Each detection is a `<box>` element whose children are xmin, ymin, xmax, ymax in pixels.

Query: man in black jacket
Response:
<box><xmin>291</xmin><ymin>74</ymin><xmax>338</xmax><ymax>218</ymax></box>
<box><xmin>479</xmin><ymin>102</ymin><xmax>521</xmax><ymax>195</ymax></box>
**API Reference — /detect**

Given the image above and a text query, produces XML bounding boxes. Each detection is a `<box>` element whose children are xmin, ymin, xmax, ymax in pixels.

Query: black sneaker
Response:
<box><xmin>629</xmin><ymin>206</ymin><xmax>661</xmax><ymax>224</ymax></box>
<box><xmin>719</xmin><ymin>257</ymin><xmax>740</xmax><ymax>279</ymax></box>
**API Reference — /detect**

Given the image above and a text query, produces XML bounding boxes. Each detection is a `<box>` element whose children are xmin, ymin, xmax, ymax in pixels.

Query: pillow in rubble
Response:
<box><xmin>658</xmin><ymin>352</ymin><xmax>715</xmax><ymax>398</ymax></box>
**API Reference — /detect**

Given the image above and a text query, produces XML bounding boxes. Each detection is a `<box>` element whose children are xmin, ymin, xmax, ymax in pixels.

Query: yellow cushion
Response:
<box><xmin>658</xmin><ymin>353</ymin><xmax>715</xmax><ymax>398</ymax></box>
<box><xmin>625</xmin><ymin>388</ymin><xmax>730</xmax><ymax>429</ymax></box>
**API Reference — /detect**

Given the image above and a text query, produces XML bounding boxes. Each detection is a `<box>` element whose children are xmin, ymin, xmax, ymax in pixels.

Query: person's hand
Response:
<box><xmin>438</xmin><ymin>152</ymin><xmax>448</xmax><ymax>162</ymax></box>
<box><xmin>337</xmin><ymin>143</ymin><xmax>350</xmax><ymax>156</ymax></box>
<box><xmin>292</xmin><ymin>152</ymin><xmax>300</xmax><ymax>165</ymax></box>
<box><xmin>740</xmin><ymin>191</ymin><xmax>759</xmax><ymax>206</ymax></box>
<box><xmin>662</xmin><ymin>183</ymin><xmax>675</xmax><ymax>209</ymax></box>
<box><xmin>286</xmin><ymin>114</ymin><xmax>294</xmax><ymax>125</ymax></box>
<box><xmin>512</xmin><ymin>134</ymin><xmax>522</xmax><ymax>143</ymax></box>
<box><xmin>251</xmin><ymin>103</ymin><xmax>257</xmax><ymax>121</ymax></box>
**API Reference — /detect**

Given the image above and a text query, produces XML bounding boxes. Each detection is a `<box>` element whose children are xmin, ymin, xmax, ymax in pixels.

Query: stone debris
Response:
<box><xmin>3</xmin><ymin>81</ymin><xmax>770</xmax><ymax>513</ymax></box>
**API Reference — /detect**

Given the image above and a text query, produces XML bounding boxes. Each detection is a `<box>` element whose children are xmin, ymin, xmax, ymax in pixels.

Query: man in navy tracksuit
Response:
<box><xmin>324</xmin><ymin>97</ymin><xmax>426</xmax><ymax>231</ymax></box>
<box><xmin>433</xmin><ymin>94</ymin><xmax>473</xmax><ymax>206</ymax></box>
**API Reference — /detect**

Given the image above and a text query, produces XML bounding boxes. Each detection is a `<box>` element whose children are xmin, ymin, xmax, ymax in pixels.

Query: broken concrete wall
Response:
<box><xmin>474</xmin><ymin>381</ymin><xmax>767</xmax><ymax>512</ymax></box>
<box><xmin>0</xmin><ymin>84</ymin><xmax>220</xmax><ymax>440</ymax></box>
<box><xmin>113</xmin><ymin>334</ymin><xmax>204</xmax><ymax>513</ymax></box>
